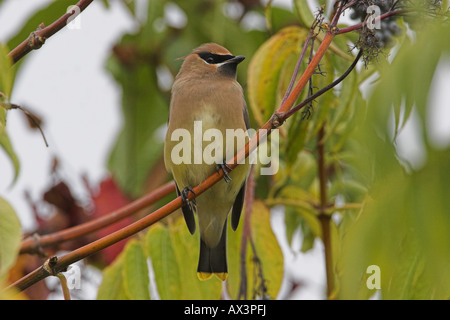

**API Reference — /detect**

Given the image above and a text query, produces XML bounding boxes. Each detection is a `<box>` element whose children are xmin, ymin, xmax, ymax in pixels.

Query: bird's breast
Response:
<box><xmin>165</xmin><ymin>78</ymin><xmax>248</xmax><ymax>187</ymax></box>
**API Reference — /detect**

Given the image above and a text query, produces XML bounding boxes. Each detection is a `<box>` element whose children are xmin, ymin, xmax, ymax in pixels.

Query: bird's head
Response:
<box><xmin>177</xmin><ymin>43</ymin><xmax>245</xmax><ymax>79</ymax></box>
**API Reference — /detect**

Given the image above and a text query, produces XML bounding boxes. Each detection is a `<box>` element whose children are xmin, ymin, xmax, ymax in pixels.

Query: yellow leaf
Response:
<box><xmin>227</xmin><ymin>200</ymin><xmax>283</xmax><ymax>299</ymax></box>
<box><xmin>122</xmin><ymin>240</ymin><xmax>150</xmax><ymax>300</ymax></box>
<box><xmin>0</xmin><ymin>198</ymin><xmax>21</xmax><ymax>281</ymax></box>
<box><xmin>144</xmin><ymin>223</ymin><xmax>183</xmax><ymax>299</ymax></box>
<box><xmin>97</xmin><ymin>250</ymin><xmax>128</xmax><ymax>300</ymax></box>
<box><xmin>248</xmin><ymin>26</ymin><xmax>309</xmax><ymax>126</ymax></box>
<box><xmin>172</xmin><ymin>217</ymin><xmax>223</xmax><ymax>299</ymax></box>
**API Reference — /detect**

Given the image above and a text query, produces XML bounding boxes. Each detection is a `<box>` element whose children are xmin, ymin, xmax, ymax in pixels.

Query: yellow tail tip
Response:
<box><xmin>197</xmin><ymin>272</ymin><xmax>228</xmax><ymax>281</ymax></box>
<box><xmin>197</xmin><ymin>272</ymin><xmax>213</xmax><ymax>280</ymax></box>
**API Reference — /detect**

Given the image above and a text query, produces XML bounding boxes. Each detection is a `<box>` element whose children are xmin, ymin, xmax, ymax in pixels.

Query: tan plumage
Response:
<box><xmin>164</xmin><ymin>43</ymin><xmax>250</xmax><ymax>281</ymax></box>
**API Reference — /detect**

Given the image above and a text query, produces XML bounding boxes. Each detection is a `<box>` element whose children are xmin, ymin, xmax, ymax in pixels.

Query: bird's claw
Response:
<box><xmin>216</xmin><ymin>163</ymin><xmax>232</xmax><ymax>183</ymax></box>
<box><xmin>181</xmin><ymin>186</ymin><xmax>197</xmax><ymax>206</ymax></box>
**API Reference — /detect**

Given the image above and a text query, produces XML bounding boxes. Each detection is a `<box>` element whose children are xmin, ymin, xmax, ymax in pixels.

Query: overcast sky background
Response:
<box><xmin>0</xmin><ymin>0</ymin><xmax>449</xmax><ymax>300</ymax></box>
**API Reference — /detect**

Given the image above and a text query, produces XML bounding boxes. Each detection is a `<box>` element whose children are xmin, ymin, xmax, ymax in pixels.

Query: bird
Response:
<box><xmin>164</xmin><ymin>43</ymin><xmax>250</xmax><ymax>281</ymax></box>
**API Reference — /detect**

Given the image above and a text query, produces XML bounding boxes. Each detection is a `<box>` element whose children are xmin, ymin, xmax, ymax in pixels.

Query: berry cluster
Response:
<box><xmin>350</xmin><ymin>0</ymin><xmax>402</xmax><ymax>48</ymax></box>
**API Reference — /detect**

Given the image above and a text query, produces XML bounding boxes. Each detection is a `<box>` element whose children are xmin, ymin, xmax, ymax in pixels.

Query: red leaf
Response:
<box><xmin>88</xmin><ymin>176</ymin><xmax>132</xmax><ymax>265</ymax></box>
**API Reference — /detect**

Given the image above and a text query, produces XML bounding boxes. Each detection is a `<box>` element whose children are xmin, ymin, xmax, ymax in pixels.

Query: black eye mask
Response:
<box><xmin>197</xmin><ymin>52</ymin><xmax>235</xmax><ymax>64</ymax></box>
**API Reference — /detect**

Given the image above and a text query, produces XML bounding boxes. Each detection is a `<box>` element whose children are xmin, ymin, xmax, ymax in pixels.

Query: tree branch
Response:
<box><xmin>281</xmin><ymin>49</ymin><xmax>363</xmax><ymax>120</ymax></box>
<box><xmin>8</xmin><ymin>0</ymin><xmax>94</xmax><ymax>64</ymax></box>
<box><xmin>317</xmin><ymin>124</ymin><xmax>334</xmax><ymax>298</ymax></box>
<box><xmin>19</xmin><ymin>181</ymin><xmax>175</xmax><ymax>254</ymax></box>
<box><xmin>337</xmin><ymin>9</ymin><xmax>407</xmax><ymax>35</ymax></box>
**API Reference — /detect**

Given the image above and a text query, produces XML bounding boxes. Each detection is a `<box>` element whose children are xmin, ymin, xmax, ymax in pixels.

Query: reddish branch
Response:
<box><xmin>19</xmin><ymin>181</ymin><xmax>175</xmax><ymax>254</ymax></box>
<box><xmin>337</xmin><ymin>9</ymin><xmax>407</xmax><ymax>35</ymax></box>
<box><xmin>317</xmin><ymin>124</ymin><xmax>334</xmax><ymax>298</ymax></box>
<box><xmin>8</xmin><ymin>0</ymin><xmax>94</xmax><ymax>64</ymax></box>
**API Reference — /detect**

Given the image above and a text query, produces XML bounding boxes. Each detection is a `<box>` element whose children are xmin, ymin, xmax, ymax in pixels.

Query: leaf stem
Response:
<box><xmin>317</xmin><ymin>125</ymin><xmax>334</xmax><ymax>298</ymax></box>
<box><xmin>56</xmin><ymin>273</ymin><xmax>71</xmax><ymax>300</ymax></box>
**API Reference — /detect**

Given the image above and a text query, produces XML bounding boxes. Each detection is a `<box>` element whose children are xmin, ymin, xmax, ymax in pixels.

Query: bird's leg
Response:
<box><xmin>216</xmin><ymin>163</ymin><xmax>232</xmax><ymax>183</ymax></box>
<box><xmin>181</xmin><ymin>186</ymin><xmax>197</xmax><ymax>207</ymax></box>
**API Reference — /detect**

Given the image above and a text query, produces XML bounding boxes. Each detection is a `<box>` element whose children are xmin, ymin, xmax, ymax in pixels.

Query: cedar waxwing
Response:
<box><xmin>164</xmin><ymin>43</ymin><xmax>250</xmax><ymax>281</ymax></box>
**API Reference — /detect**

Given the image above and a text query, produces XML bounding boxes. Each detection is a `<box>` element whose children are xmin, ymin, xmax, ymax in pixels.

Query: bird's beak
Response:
<box><xmin>224</xmin><ymin>55</ymin><xmax>245</xmax><ymax>65</ymax></box>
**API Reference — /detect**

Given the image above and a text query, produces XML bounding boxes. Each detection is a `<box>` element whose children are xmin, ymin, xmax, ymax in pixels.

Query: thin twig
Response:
<box><xmin>317</xmin><ymin>124</ymin><xmax>334</xmax><ymax>297</ymax></box>
<box><xmin>303</xmin><ymin>35</ymin><xmax>317</xmax><ymax>120</ymax></box>
<box><xmin>281</xmin><ymin>50</ymin><xmax>364</xmax><ymax>120</ymax></box>
<box><xmin>20</xmin><ymin>181</ymin><xmax>175</xmax><ymax>254</ymax></box>
<box><xmin>280</xmin><ymin>11</ymin><xmax>323</xmax><ymax>105</ymax></box>
<box><xmin>337</xmin><ymin>9</ymin><xmax>407</xmax><ymax>35</ymax></box>
<box><xmin>8</xmin><ymin>0</ymin><xmax>94</xmax><ymax>64</ymax></box>
<box><xmin>237</xmin><ymin>167</ymin><xmax>254</xmax><ymax>300</ymax></box>
<box><xmin>56</xmin><ymin>273</ymin><xmax>71</xmax><ymax>300</ymax></box>
<box><xmin>9</xmin><ymin>104</ymin><xmax>48</xmax><ymax>147</ymax></box>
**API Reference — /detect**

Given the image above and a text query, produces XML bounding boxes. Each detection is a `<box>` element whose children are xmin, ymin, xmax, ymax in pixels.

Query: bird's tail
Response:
<box><xmin>197</xmin><ymin>222</ymin><xmax>228</xmax><ymax>281</ymax></box>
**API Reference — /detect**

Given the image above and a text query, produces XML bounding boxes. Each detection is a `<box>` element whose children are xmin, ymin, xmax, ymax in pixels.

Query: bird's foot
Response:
<box><xmin>181</xmin><ymin>186</ymin><xmax>197</xmax><ymax>207</ymax></box>
<box><xmin>216</xmin><ymin>163</ymin><xmax>232</xmax><ymax>183</ymax></box>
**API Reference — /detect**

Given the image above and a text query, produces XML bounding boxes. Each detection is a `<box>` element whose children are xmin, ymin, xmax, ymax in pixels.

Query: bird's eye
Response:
<box><xmin>206</xmin><ymin>57</ymin><xmax>215</xmax><ymax>64</ymax></box>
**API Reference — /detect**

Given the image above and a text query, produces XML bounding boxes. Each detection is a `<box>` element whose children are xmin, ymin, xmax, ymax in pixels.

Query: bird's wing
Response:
<box><xmin>231</xmin><ymin>181</ymin><xmax>246</xmax><ymax>231</ymax></box>
<box><xmin>176</xmin><ymin>183</ymin><xmax>196</xmax><ymax>235</ymax></box>
<box><xmin>243</xmin><ymin>100</ymin><xmax>250</xmax><ymax>130</ymax></box>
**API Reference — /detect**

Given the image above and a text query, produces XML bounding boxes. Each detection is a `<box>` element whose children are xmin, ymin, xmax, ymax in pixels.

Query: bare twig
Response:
<box><xmin>337</xmin><ymin>9</ymin><xmax>407</xmax><ymax>35</ymax></box>
<box><xmin>56</xmin><ymin>273</ymin><xmax>71</xmax><ymax>300</ymax></box>
<box><xmin>8</xmin><ymin>104</ymin><xmax>49</xmax><ymax>147</ymax></box>
<box><xmin>8</xmin><ymin>0</ymin><xmax>94</xmax><ymax>64</ymax></box>
<box><xmin>20</xmin><ymin>181</ymin><xmax>175</xmax><ymax>254</ymax></box>
<box><xmin>237</xmin><ymin>167</ymin><xmax>255</xmax><ymax>300</ymax></box>
<box><xmin>317</xmin><ymin>123</ymin><xmax>334</xmax><ymax>298</ymax></box>
<box><xmin>280</xmin><ymin>10</ymin><xmax>323</xmax><ymax>105</ymax></box>
<box><xmin>281</xmin><ymin>50</ymin><xmax>364</xmax><ymax>120</ymax></box>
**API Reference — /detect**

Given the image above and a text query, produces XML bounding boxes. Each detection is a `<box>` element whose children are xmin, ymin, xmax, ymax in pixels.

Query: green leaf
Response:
<box><xmin>97</xmin><ymin>251</ymin><xmax>128</xmax><ymax>300</ymax></box>
<box><xmin>144</xmin><ymin>217</ymin><xmax>222</xmax><ymax>299</ymax></box>
<box><xmin>0</xmin><ymin>131</ymin><xmax>19</xmax><ymax>184</ymax></box>
<box><xmin>338</xmin><ymin>22</ymin><xmax>450</xmax><ymax>299</ymax></box>
<box><xmin>274</xmin><ymin>181</ymin><xmax>322</xmax><ymax>253</ymax></box>
<box><xmin>227</xmin><ymin>200</ymin><xmax>283</xmax><ymax>299</ymax></box>
<box><xmin>250</xmin><ymin>201</ymin><xmax>283</xmax><ymax>298</ymax></box>
<box><xmin>338</xmin><ymin>156</ymin><xmax>450</xmax><ymax>299</ymax></box>
<box><xmin>0</xmin><ymin>197</ymin><xmax>22</xmax><ymax>281</ymax></box>
<box><xmin>122</xmin><ymin>240</ymin><xmax>150</xmax><ymax>300</ymax></box>
<box><xmin>144</xmin><ymin>223</ymin><xmax>182</xmax><ymax>300</ymax></box>
<box><xmin>0</xmin><ymin>44</ymin><xmax>14</xmax><ymax>97</ymax></box>
<box><xmin>283</xmin><ymin>205</ymin><xmax>303</xmax><ymax>247</ymax></box>
<box><xmin>247</xmin><ymin>26</ymin><xmax>310</xmax><ymax>126</ymax></box>
<box><xmin>293</xmin><ymin>0</ymin><xmax>315</xmax><ymax>29</ymax></box>
<box><xmin>106</xmin><ymin>35</ymin><xmax>168</xmax><ymax>197</ymax></box>
<box><xmin>264</xmin><ymin>0</ymin><xmax>273</xmax><ymax>32</ymax></box>
<box><xmin>269</xmin><ymin>6</ymin><xmax>301</xmax><ymax>33</ymax></box>
<box><xmin>0</xmin><ymin>44</ymin><xmax>19</xmax><ymax>184</ymax></box>
<box><xmin>167</xmin><ymin>217</ymin><xmax>222</xmax><ymax>299</ymax></box>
